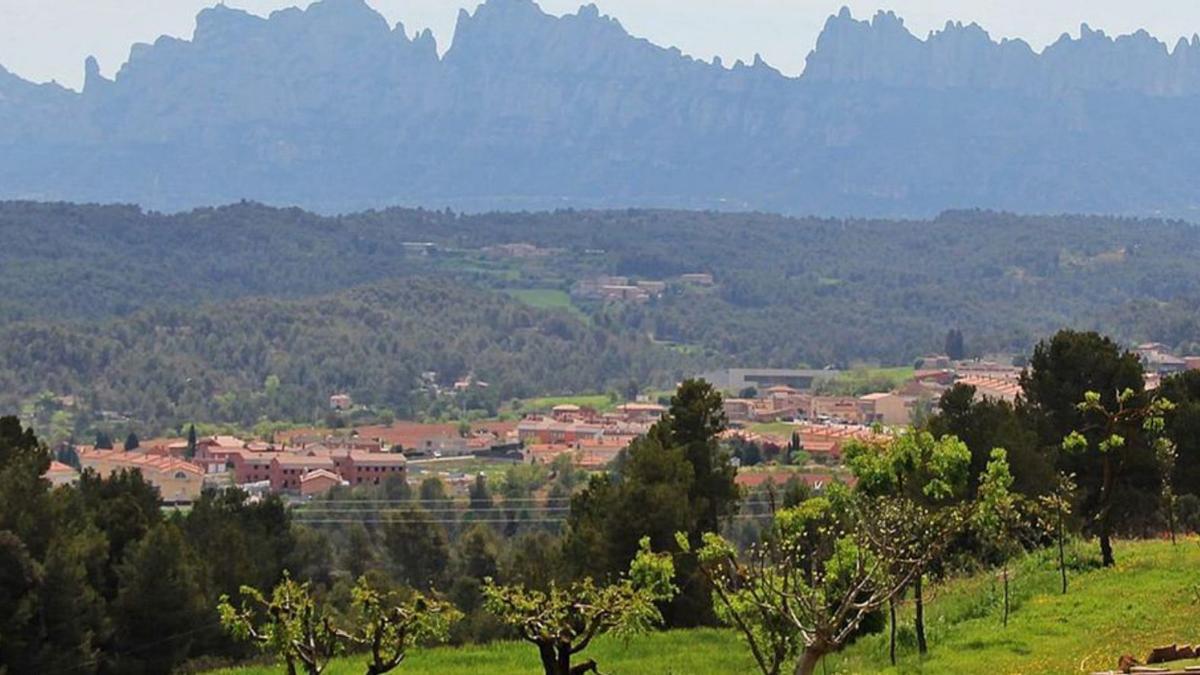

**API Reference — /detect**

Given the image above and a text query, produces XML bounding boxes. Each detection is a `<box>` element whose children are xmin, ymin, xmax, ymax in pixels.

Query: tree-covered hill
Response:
<box><xmin>0</xmin><ymin>279</ymin><xmax>690</xmax><ymax>433</ymax></box>
<box><xmin>5</xmin><ymin>201</ymin><xmax>1200</xmax><ymax>368</ymax></box>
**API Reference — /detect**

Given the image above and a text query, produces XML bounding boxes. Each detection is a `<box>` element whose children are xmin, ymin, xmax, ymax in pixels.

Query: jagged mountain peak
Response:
<box><xmin>0</xmin><ymin>1</ymin><xmax>1198</xmax><ymax>218</ymax></box>
<box><xmin>870</xmin><ymin>9</ymin><xmax>907</xmax><ymax>30</ymax></box>
<box><xmin>193</xmin><ymin>3</ymin><xmax>264</xmax><ymax>41</ymax></box>
<box><xmin>82</xmin><ymin>55</ymin><xmax>113</xmax><ymax>94</ymax></box>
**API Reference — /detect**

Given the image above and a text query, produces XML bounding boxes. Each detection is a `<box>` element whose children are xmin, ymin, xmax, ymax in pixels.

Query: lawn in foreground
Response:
<box><xmin>211</xmin><ymin>539</ymin><xmax>1198</xmax><ymax>675</ymax></box>
<box><xmin>827</xmin><ymin>537</ymin><xmax>1200</xmax><ymax>674</ymax></box>
<box><xmin>209</xmin><ymin>627</ymin><xmax>754</xmax><ymax>675</ymax></box>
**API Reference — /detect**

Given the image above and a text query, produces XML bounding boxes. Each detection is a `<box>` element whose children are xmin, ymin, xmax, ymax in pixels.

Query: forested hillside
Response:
<box><xmin>0</xmin><ymin>279</ymin><xmax>690</xmax><ymax>434</ymax></box>
<box><xmin>5</xmin><ymin>202</ymin><xmax>1200</xmax><ymax>364</ymax></box>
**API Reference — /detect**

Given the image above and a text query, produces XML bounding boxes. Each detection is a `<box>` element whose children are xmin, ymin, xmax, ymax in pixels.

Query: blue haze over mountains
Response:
<box><xmin>1</xmin><ymin>0</ymin><xmax>1199</xmax><ymax>217</ymax></box>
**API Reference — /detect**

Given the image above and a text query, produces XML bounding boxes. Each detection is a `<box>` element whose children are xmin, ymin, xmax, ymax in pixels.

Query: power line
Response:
<box><xmin>293</xmin><ymin>513</ymin><xmax>779</xmax><ymax>526</ymax></box>
<box><xmin>294</xmin><ymin>518</ymin><xmax>570</xmax><ymax>525</ymax></box>
<box><xmin>299</xmin><ymin>496</ymin><xmax>796</xmax><ymax>506</ymax></box>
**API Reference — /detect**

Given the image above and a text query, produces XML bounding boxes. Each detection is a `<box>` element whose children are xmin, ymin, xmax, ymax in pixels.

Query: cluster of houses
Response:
<box><xmin>1135</xmin><ymin>342</ymin><xmax>1200</xmax><ymax>389</ymax></box>
<box><xmin>709</xmin><ymin>361</ymin><xmax>1022</xmax><ymax>430</ymax></box>
<box><xmin>713</xmin><ymin>341</ymin><xmax>1200</xmax><ymax>436</ymax></box>
<box><xmin>46</xmin><ymin>342</ymin><xmax>1200</xmax><ymax>506</ymax></box>
<box><xmin>572</xmin><ymin>272</ymin><xmax>715</xmax><ymax>303</ymax></box>
<box><xmin>44</xmin><ymin>422</ymin><xmax>525</xmax><ymax>505</ymax></box>
<box><xmin>517</xmin><ymin>402</ymin><xmax>667</xmax><ymax>469</ymax></box>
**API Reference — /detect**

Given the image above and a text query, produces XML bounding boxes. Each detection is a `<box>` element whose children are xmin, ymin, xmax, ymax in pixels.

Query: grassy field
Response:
<box><xmin>503</xmin><ymin>288</ymin><xmax>588</xmax><ymax>322</ymax></box>
<box><xmin>746</xmin><ymin>421</ymin><xmax>801</xmax><ymax>437</ymax></box>
<box><xmin>209</xmin><ymin>539</ymin><xmax>1200</xmax><ymax>675</ymax></box>
<box><xmin>820</xmin><ymin>366</ymin><xmax>917</xmax><ymax>396</ymax></box>
<box><xmin>518</xmin><ymin>393</ymin><xmax>617</xmax><ymax>412</ymax></box>
<box><xmin>827</xmin><ymin>537</ymin><xmax>1200</xmax><ymax>674</ymax></box>
<box><xmin>208</xmin><ymin>627</ymin><xmax>754</xmax><ymax>675</ymax></box>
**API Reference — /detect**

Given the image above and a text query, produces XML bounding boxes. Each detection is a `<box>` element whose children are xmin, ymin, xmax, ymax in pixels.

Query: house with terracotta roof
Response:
<box><xmin>614</xmin><ymin>402</ymin><xmax>666</xmax><ymax>423</ymax></box>
<box><xmin>271</xmin><ymin>454</ymin><xmax>337</xmax><ymax>492</ymax></box>
<box><xmin>809</xmin><ymin>396</ymin><xmax>866</xmax><ymax>424</ymax></box>
<box><xmin>517</xmin><ymin>417</ymin><xmax>606</xmax><ymax>444</ymax></box>
<box><xmin>300</xmin><ymin>469</ymin><xmax>345</xmax><ymax>497</ymax></box>
<box><xmin>330</xmin><ymin>451</ymin><xmax>407</xmax><ymax>488</ymax></box>
<box><xmin>956</xmin><ymin>374</ymin><xmax>1022</xmax><ymax>403</ymax></box>
<box><xmin>78</xmin><ymin>449</ymin><xmax>205</xmax><ymax>504</ymax></box>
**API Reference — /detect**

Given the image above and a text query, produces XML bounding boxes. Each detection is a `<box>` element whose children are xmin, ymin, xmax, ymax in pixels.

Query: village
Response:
<box><xmin>39</xmin><ymin>342</ymin><xmax>1200</xmax><ymax>506</ymax></box>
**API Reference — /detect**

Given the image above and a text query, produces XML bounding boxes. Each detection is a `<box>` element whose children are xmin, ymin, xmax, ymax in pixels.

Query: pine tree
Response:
<box><xmin>186</xmin><ymin>424</ymin><xmax>198</xmax><ymax>459</ymax></box>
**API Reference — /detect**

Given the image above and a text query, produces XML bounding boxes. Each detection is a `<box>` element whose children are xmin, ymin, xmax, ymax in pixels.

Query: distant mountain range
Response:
<box><xmin>2</xmin><ymin>0</ymin><xmax>1199</xmax><ymax>217</ymax></box>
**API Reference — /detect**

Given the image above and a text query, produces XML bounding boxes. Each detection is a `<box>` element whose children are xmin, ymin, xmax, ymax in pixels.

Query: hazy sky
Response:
<box><xmin>4</xmin><ymin>0</ymin><xmax>1200</xmax><ymax>89</ymax></box>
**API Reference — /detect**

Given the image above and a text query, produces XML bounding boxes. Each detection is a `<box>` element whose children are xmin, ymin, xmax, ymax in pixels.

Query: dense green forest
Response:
<box><xmin>0</xmin><ymin>279</ymin><xmax>690</xmax><ymax>436</ymax></box>
<box><xmin>5</xmin><ymin>202</ymin><xmax>1200</xmax><ymax>435</ymax></box>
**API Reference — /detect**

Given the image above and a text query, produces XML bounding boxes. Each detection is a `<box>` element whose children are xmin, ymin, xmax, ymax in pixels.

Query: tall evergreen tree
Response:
<box><xmin>944</xmin><ymin>329</ymin><xmax>966</xmax><ymax>360</ymax></box>
<box><xmin>112</xmin><ymin>523</ymin><xmax>209</xmax><ymax>674</ymax></box>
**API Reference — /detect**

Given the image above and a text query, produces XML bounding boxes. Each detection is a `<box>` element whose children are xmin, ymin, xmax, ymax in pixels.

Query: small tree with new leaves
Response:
<box><xmin>1037</xmin><ymin>471</ymin><xmax>1078</xmax><ymax>594</ymax></box>
<box><xmin>687</xmin><ymin>485</ymin><xmax>964</xmax><ymax>675</ymax></box>
<box><xmin>974</xmin><ymin>448</ymin><xmax>1021</xmax><ymax>627</ymax></box>
<box><xmin>483</xmin><ymin>537</ymin><xmax>676</xmax><ymax>675</ymax></box>
<box><xmin>220</xmin><ymin>575</ymin><xmax>456</xmax><ymax>675</ymax></box>
<box><xmin>348</xmin><ymin>578</ymin><xmax>460</xmax><ymax>675</ymax></box>
<box><xmin>844</xmin><ymin>431</ymin><xmax>972</xmax><ymax>659</ymax></box>
<box><xmin>1062</xmin><ymin>389</ymin><xmax>1174</xmax><ymax>566</ymax></box>
<box><xmin>1154</xmin><ymin>435</ymin><xmax>1179</xmax><ymax>545</ymax></box>
<box><xmin>218</xmin><ymin>573</ymin><xmax>348</xmax><ymax>675</ymax></box>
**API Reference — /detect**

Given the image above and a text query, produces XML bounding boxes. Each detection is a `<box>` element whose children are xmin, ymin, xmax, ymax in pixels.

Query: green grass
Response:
<box><xmin>209</xmin><ymin>539</ymin><xmax>1200</xmax><ymax>675</ymax></box>
<box><xmin>208</xmin><ymin>627</ymin><xmax>754</xmax><ymax>675</ymax></box>
<box><xmin>746</xmin><ymin>421</ymin><xmax>800</xmax><ymax>437</ymax></box>
<box><xmin>518</xmin><ymin>393</ymin><xmax>617</xmax><ymax>413</ymax></box>
<box><xmin>818</xmin><ymin>366</ymin><xmax>916</xmax><ymax>396</ymax></box>
<box><xmin>827</xmin><ymin>537</ymin><xmax>1200</xmax><ymax>674</ymax></box>
<box><xmin>503</xmin><ymin>288</ymin><xmax>588</xmax><ymax>322</ymax></box>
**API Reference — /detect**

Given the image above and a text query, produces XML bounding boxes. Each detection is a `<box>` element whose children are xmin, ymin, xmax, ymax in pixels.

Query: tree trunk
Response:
<box><xmin>1098</xmin><ymin>524</ymin><xmax>1114</xmax><ymax>568</ymax></box>
<box><xmin>889</xmin><ymin>597</ymin><xmax>897</xmax><ymax>666</ymax></box>
<box><xmin>1002</xmin><ymin>566</ymin><xmax>1010</xmax><ymax>628</ymax></box>
<box><xmin>557</xmin><ymin>644</ymin><xmax>572</xmax><ymax>675</ymax></box>
<box><xmin>538</xmin><ymin>642</ymin><xmax>559</xmax><ymax>675</ymax></box>
<box><xmin>794</xmin><ymin>646</ymin><xmax>826</xmax><ymax>675</ymax></box>
<box><xmin>1099</xmin><ymin>455</ymin><xmax>1115</xmax><ymax>567</ymax></box>
<box><xmin>914</xmin><ymin>574</ymin><xmax>927</xmax><ymax>655</ymax></box>
<box><xmin>1168</xmin><ymin>500</ymin><xmax>1177</xmax><ymax>546</ymax></box>
<box><xmin>1057</xmin><ymin>513</ymin><xmax>1068</xmax><ymax>595</ymax></box>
